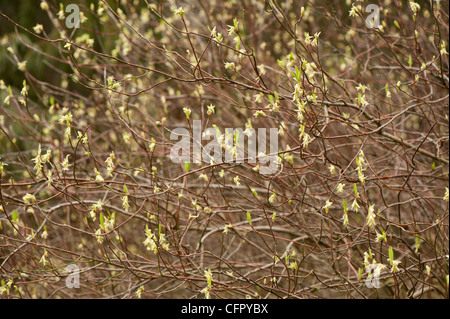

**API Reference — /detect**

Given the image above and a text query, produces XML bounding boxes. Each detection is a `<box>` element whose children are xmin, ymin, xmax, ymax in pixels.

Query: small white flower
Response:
<box><xmin>253</xmin><ymin>110</ymin><xmax>266</xmax><ymax>118</ymax></box>
<box><xmin>390</xmin><ymin>260</ymin><xmax>401</xmax><ymax>273</ymax></box>
<box><xmin>95</xmin><ymin>229</ymin><xmax>104</xmax><ymax>244</ymax></box>
<box><xmin>201</xmin><ymin>287</ymin><xmax>211</xmax><ymax>299</ymax></box>
<box><xmin>46</xmin><ymin>170</ymin><xmax>53</xmax><ymax>187</ymax></box>
<box><xmin>174</xmin><ymin>7</ymin><xmax>184</xmax><ymax>18</ymax></box>
<box><xmin>41</xmin><ymin>150</ymin><xmax>52</xmax><ymax>163</ymax></box>
<box><xmin>144</xmin><ymin>227</ymin><xmax>169</xmax><ymax>253</ymax></box>
<box><xmin>342</xmin><ymin>212</ymin><xmax>349</xmax><ymax>227</ymax></box>
<box><xmin>328</xmin><ymin>164</ymin><xmax>336</xmax><ymax>175</ymax></box>
<box><xmin>356</xmin><ymin>83</ymin><xmax>367</xmax><ymax>93</ymax></box>
<box><xmin>323</xmin><ymin>199</ymin><xmax>333</xmax><ymax>214</ymax></box>
<box><xmin>40</xmin><ymin>228</ymin><xmax>48</xmax><ymax>240</ymax></box>
<box><xmin>105</xmin><ymin>152</ymin><xmax>115</xmax><ymax>177</ymax></box>
<box><xmin>33</xmin><ymin>24</ymin><xmax>44</xmax><ymax>34</ymax></box>
<box><xmin>149</xmin><ymin>138</ymin><xmax>156</xmax><ymax>152</ymax></box>
<box><xmin>64</xmin><ymin>126</ymin><xmax>71</xmax><ymax>140</ymax></box>
<box><xmin>375</xmin><ymin>231</ymin><xmax>387</xmax><ymax>243</ymax></box>
<box><xmin>206</xmin><ymin>104</ymin><xmax>215</xmax><ymax>115</ymax></box>
<box><xmin>61</xmin><ymin>155</ymin><xmax>70</xmax><ymax>172</ymax></box>
<box><xmin>440</xmin><ymin>41</ymin><xmax>448</xmax><ymax>55</ymax></box>
<box><xmin>225</xmin><ymin>62</ymin><xmax>236</xmax><ymax>70</ymax></box>
<box><xmin>136</xmin><ymin>286</ymin><xmax>145</xmax><ymax>299</ymax></box>
<box><xmin>39</xmin><ymin>250</ymin><xmax>49</xmax><ymax>266</ymax></box>
<box><xmin>268</xmin><ymin>192</ymin><xmax>276</xmax><ymax>204</ymax></box>
<box><xmin>373</xmin><ymin>263</ymin><xmax>387</xmax><ymax>279</ymax></box>
<box><xmin>183</xmin><ymin>107</ymin><xmax>191</xmax><ymax>120</ymax></box>
<box><xmin>191</xmin><ymin>199</ymin><xmax>202</xmax><ymax>211</ymax></box>
<box><xmin>204</xmin><ymin>268</ymin><xmax>213</xmax><ymax>288</ymax></box>
<box><xmin>337</xmin><ymin>183</ymin><xmax>345</xmax><ymax>193</ymax></box>
<box><xmin>0</xmin><ymin>161</ymin><xmax>7</xmax><ymax>175</ymax></box>
<box><xmin>77</xmin><ymin>131</ymin><xmax>88</xmax><ymax>144</ymax></box>
<box><xmin>257</xmin><ymin>64</ymin><xmax>266</xmax><ymax>75</ymax></box>
<box><xmin>304</xmin><ymin>32</ymin><xmax>312</xmax><ymax>45</ymax></box>
<box><xmin>89</xmin><ymin>209</ymin><xmax>96</xmax><ymax>221</ymax></box>
<box><xmin>58</xmin><ymin>112</ymin><xmax>73</xmax><ymax>125</ymax></box>
<box><xmin>359</xmin><ymin>94</ymin><xmax>369</xmax><ymax>107</ymax></box>
<box><xmin>289</xmin><ymin>261</ymin><xmax>298</xmax><ymax>271</ymax></box>
<box><xmin>311</xmin><ymin>32</ymin><xmax>320</xmax><ymax>47</ymax></box>
<box><xmin>95</xmin><ymin>168</ymin><xmax>104</xmax><ymax>182</ymax></box>
<box><xmin>409</xmin><ymin>2</ymin><xmax>420</xmax><ymax>15</ymax></box>
<box><xmin>386</xmin><ymin>90</ymin><xmax>391</xmax><ymax>99</ymax></box>
<box><xmin>40</xmin><ymin>1</ymin><xmax>49</xmax><ymax>10</ymax></box>
<box><xmin>302</xmin><ymin>133</ymin><xmax>311</xmax><ymax>148</ymax></box>
<box><xmin>349</xmin><ymin>4</ymin><xmax>358</xmax><ymax>17</ymax></box>
<box><xmin>18</xmin><ymin>61</ymin><xmax>27</xmax><ymax>72</ymax></box>
<box><xmin>227</xmin><ymin>19</ymin><xmax>238</xmax><ymax>36</ymax></box>
<box><xmin>254</xmin><ymin>93</ymin><xmax>264</xmax><ymax>103</ymax></box>
<box><xmin>23</xmin><ymin>193</ymin><xmax>37</xmax><ymax>204</ymax></box>
<box><xmin>210</xmin><ymin>26</ymin><xmax>217</xmax><ymax>37</ymax></box>
<box><xmin>57</xmin><ymin>8</ymin><xmax>65</xmax><ymax>20</ymax></box>
<box><xmin>223</xmin><ymin>224</ymin><xmax>232</xmax><ymax>234</ymax></box>
<box><xmin>122</xmin><ymin>195</ymin><xmax>130</xmax><ymax>212</ymax></box>
<box><xmin>363</xmin><ymin>251</ymin><xmax>373</xmax><ymax>267</ymax></box>
<box><xmin>352</xmin><ymin>199</ymin><xmax>360</xmax><ymax>212</ymax></box>
<box><xmin>357</xmin><ymin>170</ymin><xmax>366</xmax><ymax>185</ymax></box>
<box><xmin>366</xmin><ymin>204</ymin><xmax>376</xmax><ymax>229</ymax></box>
<box><xmin>92</xmin><ymin>200</ymin><xmax>103</xmax><ymax>211</ymax></box>
<box><xmin>425</xmin><ymin>265</ymin><xmax>431</xmax><ymax>277</ymax></box>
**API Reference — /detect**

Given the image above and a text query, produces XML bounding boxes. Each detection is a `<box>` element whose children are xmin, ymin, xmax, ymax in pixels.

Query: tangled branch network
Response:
<box><xmin>0</xmin><ymin>0</ymin><xmax>448</xmax><ymax>299</ymax></box>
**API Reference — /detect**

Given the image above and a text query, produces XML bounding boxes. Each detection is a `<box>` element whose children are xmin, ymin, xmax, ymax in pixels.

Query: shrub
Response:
<box><xmin>0</xmin><ymin>0</ymin><xmax>448</xmax><ymax>299</ymax></box>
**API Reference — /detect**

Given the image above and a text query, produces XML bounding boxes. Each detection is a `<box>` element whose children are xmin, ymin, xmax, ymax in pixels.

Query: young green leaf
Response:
<box><xmin>277</xmin><ymin>59</ymin><xmax>284</xmax><ymax>70</ymax></box>
<box><xmin>389</xmin><ymin>246</ymin><xmax>394</xmax><ymax>265</ymax></box>
<box><xmin>415</xmin><ymin>234</ymin><xmax>420</xmax><ymax>253</ymax></box>
<box><xmin>353</xmin><ymin>183</ymin><xmax>359</xmax><ymax>198</ymax></box>
<box><xmin>358</xmin><ymin>268</ymin><xmax>363</xmax><ymax>281</ymax></box>
<box><xmin>295</xmin><ymin>65</ymin><xmax>302</xmax><ymax>82</ymax></box>
<box><xmin>99</xmin><ymin>213</ymin><xmax>105</xmax><ymax>228</ymax></box>
<box><xmin>234</xmin><ymin>130</ymin><xmax>240</xmax><ymax>144</ymax></box>
<box><xmin>12</xmin><ymin>210</ymin><xmax>18</xmax><ymax>222</ymax></box>
<box><xmin>273</xmin><ymin>91</ymin><xmax>279</xmax><ymax>102</ymax></box>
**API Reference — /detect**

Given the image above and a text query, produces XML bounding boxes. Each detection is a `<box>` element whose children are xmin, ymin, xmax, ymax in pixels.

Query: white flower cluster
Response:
<box><xmin>143</xmin><ymin>225</ymin><xmax>170</xmax><ymax>254</ymax></box>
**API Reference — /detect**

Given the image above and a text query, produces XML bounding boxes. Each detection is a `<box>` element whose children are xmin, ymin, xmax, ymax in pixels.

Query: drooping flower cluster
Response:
<box><xmin>143</xmin><ymin>225</ymin><xmax>170</xmax><ymax>254</ymax></box>
<box><xmin>355</xmin><ymin>150</ymin><xmax>367</xmax><ymax>185</ymax></box>
<box><xmin>31</xmin><ymin>144</ymin><xmax>52</xmax><ymax>177</ymax></box>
